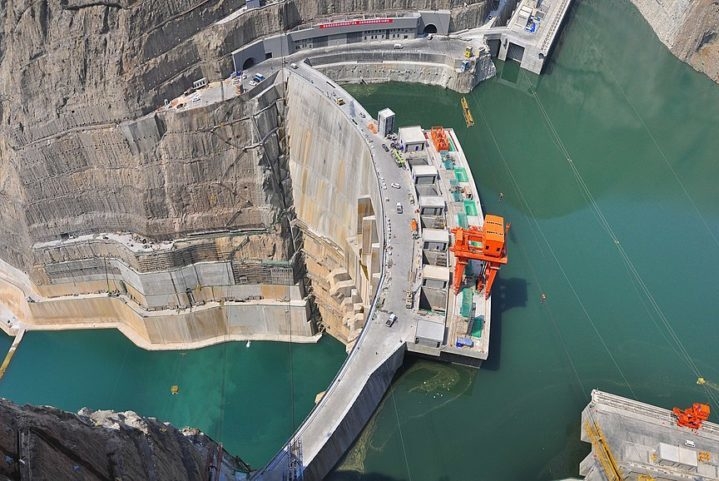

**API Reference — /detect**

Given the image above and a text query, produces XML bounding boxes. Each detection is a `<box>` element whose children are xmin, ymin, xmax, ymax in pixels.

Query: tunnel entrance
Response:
<box><xmin>242</xmin><ymin>57</ymin><xmax>256</xmax><ymax>70</ymax></box>
<box><xmin>423</xmin><ymin>24</ymin><xmax>437</xmax><ymax>35</ymax></box>
<box><xmin>506</xmin><ymin>43</ymin><xmax>525</xmax><ymax>62</ymax></box>
<box><xmin>487</xmin><ymin>39</ymin><xmax>500</xmax><ymax>57</ymax></box>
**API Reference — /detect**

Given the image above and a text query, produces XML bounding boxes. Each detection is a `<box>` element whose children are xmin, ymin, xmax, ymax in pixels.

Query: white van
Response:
<box><xmin>396</xmin><ymin>203</ymin><xmax>403</xmax><ymax>214</ymax></box>
<box><xmin>290</xmin><ymin>63</ymin><xmax>298</xmax><ymax>69</ymax></box>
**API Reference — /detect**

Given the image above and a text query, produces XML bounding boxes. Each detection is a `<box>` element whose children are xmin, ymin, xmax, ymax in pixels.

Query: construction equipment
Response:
<box><xmin>410</xmin><ymin>219</ymin><xmax>419</xmax><ymax>239</ymax></box>
<box><xmin>583</xmin><ymin>420</ymin><xmax>622</xmax><ymax>481</ymax></box>
<box><xmin>461</xmin><ymin>97</ymin><xmax>475</xmax><ymax>128</ymax></box>
<box><xmin>672</xmin><ymin>403</ymin><xmax>711</xmax><ymax>430</ymax></box>
<box><xmin>464</xmin><ymin>46</ymin><xmax>473</xmax><ymax>58</ymax></box>
<box><xmin>430</xmin><ymin>126</ymin><xmax>450</xmax><ymax>152</ymax></box>
<box><xmin>450</xmin><ymin>215</ymin><xmax>508</xmax><ymax>298</ymax></box>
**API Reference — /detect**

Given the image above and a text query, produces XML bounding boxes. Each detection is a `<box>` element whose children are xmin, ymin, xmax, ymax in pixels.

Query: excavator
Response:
<box><xmin>450</xmin><ymin>215</ymin><xmax>508</xmax><ymax>299</ymax></box>
<box><xmin>672</xmin><ymin>403</ymin><xmax>711</xmax><ymax>430</ymax></box>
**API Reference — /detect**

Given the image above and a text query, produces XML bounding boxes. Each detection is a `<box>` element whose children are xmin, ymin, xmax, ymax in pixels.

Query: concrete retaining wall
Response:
<box><xmin>309</xmin><ymin>48</ymin><xmax>496</xmax><ymax>93</ymax></box>
<box><xmin>0</xmin><ymin>273</ymin><xmax>315</xmax><ymax>348</ymax></box>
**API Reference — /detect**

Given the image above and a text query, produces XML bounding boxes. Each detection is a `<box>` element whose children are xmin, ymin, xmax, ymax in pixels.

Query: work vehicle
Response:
<box><xmin>386</xmin><ymin>313</ymin><xmax>398</xmax><ymax>327</ymax></box>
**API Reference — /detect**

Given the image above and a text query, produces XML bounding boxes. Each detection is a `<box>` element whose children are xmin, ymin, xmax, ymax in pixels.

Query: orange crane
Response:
<box><xmin>430</xmin><ymin>126</ymin><xmax>450</xmax><ymax>152</ymax></box>
<box><xmin>450</xmin><ymin>215</ymin><xmax>508</xmax><ymax>298</ymax></box>
<box><xmin>672</xmin><ymin>403</ymin><xmax>711</xmax><ymax>430</ymax></box>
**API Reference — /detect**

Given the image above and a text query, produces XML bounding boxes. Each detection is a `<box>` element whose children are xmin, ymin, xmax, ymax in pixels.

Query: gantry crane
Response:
<box><xmin>450</xmin><ymin>215</ymin><xmax>508</xmax><ymax>298</ymax></box>
<box><xmin>672</xmin><ymin>403</ymin><xmax>711</xmax><ymax>430</ymax></box>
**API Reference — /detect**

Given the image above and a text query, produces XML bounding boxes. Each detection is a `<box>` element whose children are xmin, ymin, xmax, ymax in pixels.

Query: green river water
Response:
<box><xmin>2</xmin><ymin>0</ymin><xmax>719</xmax><ymax>479</ymax></box>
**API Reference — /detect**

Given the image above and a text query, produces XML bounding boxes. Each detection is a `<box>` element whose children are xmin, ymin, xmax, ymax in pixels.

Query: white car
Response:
<box><xmin>248</xmin><ymin>80</ymin><xmax>257</xmax><ymax>87</ymax></box>
<box><xmin>390</xmin><ymin>183</ymin><xmax>401</xmax><ymax>189</ymax></box>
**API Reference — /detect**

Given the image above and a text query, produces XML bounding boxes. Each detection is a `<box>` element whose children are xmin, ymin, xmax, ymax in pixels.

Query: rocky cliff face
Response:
<box><xmin>0</xmin><ymin>398</ymin><xmax>245</xmax><ymax>480</ymax></box>
<box><xmin>629</xmin><ymin>0</ymin><xmax>719</xmax><ymax>82</ymax></box>
<box><xmin>0</xmin><ymin>0</ymin><xmax>489</xmax><ymax>276</ymax></box>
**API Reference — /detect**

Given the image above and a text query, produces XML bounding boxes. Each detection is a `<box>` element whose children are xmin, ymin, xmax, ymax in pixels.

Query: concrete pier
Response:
<box><xmin>581</xmin><ymin>390</ymin><xmax>719</xmax><ymax>480</ymax></box>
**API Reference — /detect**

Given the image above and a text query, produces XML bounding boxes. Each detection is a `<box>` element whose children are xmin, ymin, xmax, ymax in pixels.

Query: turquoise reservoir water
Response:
<box><xmin>0</xmin><ymin>330</ymin><xmax>345</xmax><ymax>468</ymax></box>
<box><xmin>333</xmin><ymin>0</ymin><xmax>719</xmax><ymax>479</ymax></box>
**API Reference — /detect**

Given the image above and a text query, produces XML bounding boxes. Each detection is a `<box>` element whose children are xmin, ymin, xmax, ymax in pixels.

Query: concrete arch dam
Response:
<box><xmin>253</xmin><ymin>66</ymin><xmax>434</xmax><ymax>480</ymax></box>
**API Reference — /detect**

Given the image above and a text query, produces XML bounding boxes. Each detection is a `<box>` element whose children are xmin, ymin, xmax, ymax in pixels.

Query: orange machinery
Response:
<box><xmin>450</xmin><ymin>215</ymin><xmax>508</xmax><ymax>298</ymax></box>
<box><xmin>673</xmin><ymin>403</ymin><xmax>711</xmax><ymax>430</ymax></box>
<box><xmin>430</xmin><ymin>126</ymin><xmax>450</xmax><ymax>152</ymax></box>
<box><xmin>410</xmin><ymin>218</ymin><xmax>419</xmax><ymax>239</ymax></box>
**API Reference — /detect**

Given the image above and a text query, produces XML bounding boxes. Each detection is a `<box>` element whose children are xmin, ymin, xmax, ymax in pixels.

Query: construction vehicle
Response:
<box><xmin>450</xmin><ymin>215</ymin><xmax>508</xmax><ymax>298</ymax></box>
<box><xmin>464</xmin><ymin>46</ymin><xmax>473</xmax><ymax>58</ymax></box>
<box><xmin>410</xmin><ymin>219</ymin><xmax>419</xmax><ymax>239</ymax></box>
<box><xmin>672</xmin><ymin>403</ymin><xmax>711</xmax><ymax>429</ymax></box>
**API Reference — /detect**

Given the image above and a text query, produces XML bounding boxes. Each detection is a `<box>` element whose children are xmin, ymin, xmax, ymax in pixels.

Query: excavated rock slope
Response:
<box><xmin>0</xmin><ymin>0</ymin><xmax>489</xmax><ymax>275</ymax></box>
<box><xmin>0</xmin><ymin>398</ymin><xmax>242</xmax><ymax>480</ymax></box>
<box><xmin>629</xmin><ymin>0</ymin><xmax>719</xmax><ymax>82</ymax></box>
